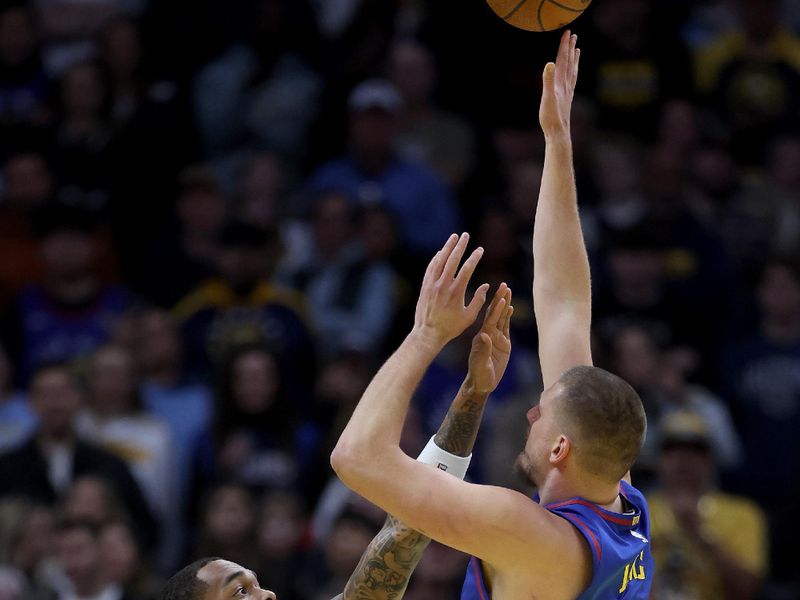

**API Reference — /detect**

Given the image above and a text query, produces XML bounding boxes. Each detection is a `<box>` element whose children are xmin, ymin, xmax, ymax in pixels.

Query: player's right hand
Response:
<box><xmin>467</xmin><ymin>284</ymin><xmax>513</xmax><ymax>395</ymax></box>
<box><xmin>413</xmin><ymin>233</ymin><xmax>490</xmax><ymax>348</ymax></box>
<box><xmin>539</xmin><ymin>29</ymin><xmax>580</xmax><ymax>140</ymax></box>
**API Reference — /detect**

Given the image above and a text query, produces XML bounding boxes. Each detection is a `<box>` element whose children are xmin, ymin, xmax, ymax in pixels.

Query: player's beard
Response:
<box><xmin>514</xmin><ymin>450</ymin><xmax>540</xmax><ymax>488</ymax></box>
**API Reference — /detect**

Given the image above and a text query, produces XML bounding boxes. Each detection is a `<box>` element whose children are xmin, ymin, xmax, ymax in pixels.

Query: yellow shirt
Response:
<box><xmin>647</xmin><ymin>491</ymin><xmax>768</xmax><ymax>599</ymax></box>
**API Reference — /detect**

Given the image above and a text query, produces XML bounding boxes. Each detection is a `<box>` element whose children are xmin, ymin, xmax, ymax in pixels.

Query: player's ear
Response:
<box><xmin>549</xmin><ymin>434</ymin><xmax>571</xmax><ymax>466</ymax></box>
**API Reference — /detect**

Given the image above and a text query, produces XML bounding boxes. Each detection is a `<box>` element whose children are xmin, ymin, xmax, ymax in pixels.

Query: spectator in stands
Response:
<box><xmin>296</xmin><ymin>508</ymin><xmax>379</xmax><ymax>600</ymax></box>
<box><xmin>0</xmin><ymin>362</ymin><xmax>156</xmax><ymax>551</ymax></box>
<box><xmin>60</xmin><ymin>475</ymin><xmax>126</xmax><ymax>526</ymax></box>
<box><xmin>695</xmin><ymin>0</ymin><xmax>800</xmax><ymax>163</ymax></box>
<box><xmin>0</xmin><ymin>2</ymin><xmax>49</xmax><ymax>148</ymax></box>
<box><xmin>0</xmin><ymin>342</ymin><xmax>35</xmax><ymax>452</ymax></box>
<box><xmin>77</xmin><ymin>343</ymin><xmax>178</xmax><ymax>569</ymax></box>
<box><xmin>255</xmin><ymin>492</ymin><xmax>308</xmax><ymax>600</ymax></box>
<box><xmin>193</xmin><ymin>483</ymin><xmax>259</xmax><ymax>571</ymax></box>
<box><xmin>54</xmin><ymin>519</ymin><xmax>133</xmax><ymax>600</ymax></box>
<box><xmin>388</xmin><ymin>38</ymin><xmax>476</xmax><ymax>188</ymax></box>
<box><xmin>307</xmin><ymin>78</ymin><xmax>458</xmax><ymax>255</ymax></box>
<box><xmin>99</xmin><ymin>519</ymin><xmax>160</xmax><ymax>600</ymax></box>
<box><xmin>404</xmin><ymin>541</ymin><xmax>469</xmax><ymax>600</ymax></box>
<box><xmin>138</xmin><ymin>166</ymin><xmax>224</xmax><ymax>307</ymax></box>
<box><xmin>50</xmin><ymin>60</ymin><xmax>113</xmax><ymax>214</ymax></box>
<box><xmin>192</xmin><ymin>0</ymin><xmax>322</xmax><ymax>162</ymax></box>
<box><xmin>721</xmin><ymin>257</ymin><xmax>800</xmax><ymax>586</ymax></box>
<box><xmin>0</xmin><ymin>499</ymin><xmax>55</xmax><ymax>600</ymax></box>
<box><xmin>2</xmin><ymin>209</ymin><xmax>129</xmax><ymax>386</ymax></box>
<box><xmin>193</xmin><ymin>345</ymin><xmax>316</xmax><ymax>498</ymax></box>
<box><xmin>647</xmin><ymin>411</ymin><xmax>767</xmax><ymax>600</ymax></box>
<box><xmin>174</xmin><ymin>220</ymin><xmax>315</xmax><ymax>398</ymax></box>
<box><xmin>0</xmin><ymin>152</ymin><xmax>52</xmax><ymax>306</ymax></box>
<box><xmin>133</xmin><ymin>308</ymin><xmax>212</xmax><ymax>505</ymax></box>
<box><xmin>580</xmin><ymin>0</ymin><xmax>694</xmax><ymax>136</ymax></box>
<box><xmin>286</xmin><ymin>191</ymin><xmax>396</xmax><ymax>358</ymax></box>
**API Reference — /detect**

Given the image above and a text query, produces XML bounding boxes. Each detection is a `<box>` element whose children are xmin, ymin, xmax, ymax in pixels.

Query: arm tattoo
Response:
<box><xmin>344</xmin><ymin>515</ymin><xmax>431</xmax><ymax>600</ymax></box>
<box><xmin>342</xmin><ymin>386</ymin><xmax>488</xmax><ymax>599</ymax></box>
<box><xmin>433</xmin><ymin>389</ymin><xmax>488</xmax><ymax>457</ymax></box>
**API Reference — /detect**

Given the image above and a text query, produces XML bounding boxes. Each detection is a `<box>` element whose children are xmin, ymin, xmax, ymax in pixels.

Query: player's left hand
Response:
<box><xmin>539</xmin><ymin>29</ymin><xmax>580</xmax><ymax>140</ymax></box>
<box><xmin>413</xmin><ymin>233</ymin><xmax>490</xmax><ymax>347</ymax></box>
<box><xmin>467</xmin><ymin>283</ymin><xmax>513</xmax><ymax>395</ymax></box>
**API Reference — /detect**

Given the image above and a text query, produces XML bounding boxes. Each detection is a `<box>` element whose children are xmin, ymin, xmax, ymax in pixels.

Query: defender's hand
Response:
<box><xmin>467</xmin><ymin>284</ymin><xmax>513</xmax><ymax>395</ymax></box>
<box><xmin>539</xmin><ymin>30</ymin><xmax>580</xmax><ymax>140</ymax></box>
<box><xmin>413</xmin><ymin>233</ymin><xmax>490</xmax><ymax>347</ymax></box>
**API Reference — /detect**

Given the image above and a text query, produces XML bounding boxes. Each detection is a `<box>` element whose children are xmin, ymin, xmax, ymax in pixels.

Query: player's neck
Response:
<box><xmin>538</xmin><ymin>471</ymin><xmax>621</xmax><ymax>510</ymax></box>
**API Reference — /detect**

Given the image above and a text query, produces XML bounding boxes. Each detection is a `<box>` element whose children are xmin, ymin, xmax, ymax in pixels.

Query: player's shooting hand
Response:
<box><xmin>413</xmin><ymin>233</ymin><xmax>490</xmax><ymax>348</ymax></box>
<box><xmin>539</xmin><ymin>29</ymin><xmax>580</xmax><ymax>140</ymax></box>
<box><xmin>467</xmin><ymin>284</ymin><xmax>514</xmax><ymax>395</ymax></box>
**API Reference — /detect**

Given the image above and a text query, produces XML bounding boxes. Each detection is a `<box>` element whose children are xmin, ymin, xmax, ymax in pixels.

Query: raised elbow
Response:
<box><xmin>330</xmin><ymin>441</ymin><xmax>359</xmax><ymax>483</ymax></box>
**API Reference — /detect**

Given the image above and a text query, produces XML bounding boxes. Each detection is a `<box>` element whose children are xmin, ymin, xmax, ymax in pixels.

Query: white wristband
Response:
<box><xmin>416</xmin><ymin>436</ymin><xmax>472</xmax><ymax>480</ymax></box>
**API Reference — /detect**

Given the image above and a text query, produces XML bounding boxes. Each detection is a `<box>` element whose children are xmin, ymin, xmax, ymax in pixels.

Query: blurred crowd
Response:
<box><xmin>0</xmin><ymin>0</ymin><xmax>799</xmax><ymax>598</ymax></box>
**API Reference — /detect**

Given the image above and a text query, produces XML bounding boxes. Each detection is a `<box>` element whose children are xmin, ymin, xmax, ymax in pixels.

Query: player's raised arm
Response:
<box><xmin>331</xmin><ymin>237</ymin><xmax>579</xmax><ymax>575</ymax></box>
<box><xmin>533</xmin><ymin>30</ymin><xmax>592</xmax><ymax>389</ymax></box>
<box><xmin>339</xmin><ymin>285</ymin><xmax>513</xmax><ymax>600</ymax></box>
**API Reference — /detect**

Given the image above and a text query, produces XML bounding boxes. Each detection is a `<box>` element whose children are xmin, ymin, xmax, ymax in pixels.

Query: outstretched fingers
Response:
<box><xmin>466</xmin><ymin>283</ymin><xmax>491</xmax><ymax>321</ymax></box>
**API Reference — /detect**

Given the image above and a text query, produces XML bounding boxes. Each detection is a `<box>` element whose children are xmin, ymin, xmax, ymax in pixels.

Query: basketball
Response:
<box><xmin>485</xmin><ymin>0</ymin><xmax>592</xmax><ymax>32</ymax></box>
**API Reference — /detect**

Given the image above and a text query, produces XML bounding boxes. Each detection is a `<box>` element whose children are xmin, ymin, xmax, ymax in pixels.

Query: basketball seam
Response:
<box><xmin>537</xmin><ymin>0</ymin><xmax>545</xmax><ymax>31</ymax></box>
<box><xmin>502</xmin><ymin>0</ymin><xmax>529</xmax><ymax>21</ymax></box>
<box><xmin>546</xmin><ymin>0</ymin><xmax>586</xmax><ymax>13</ymax></box>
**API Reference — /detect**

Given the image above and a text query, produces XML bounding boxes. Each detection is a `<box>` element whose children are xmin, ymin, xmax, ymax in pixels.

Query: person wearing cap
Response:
<box><xmin>647</xmin><ymin>411</ymin><xmax>768</xmax><ymax>600</ymax></box>
<box><xmin>307</xmin><ymin>78</ymin><xmax>458</xmax><ymax>255</ymax></box>
<box><xmin>173</xmin><ymin>220</ymin><xmax>315</xmax><ymax>400</ymax></box>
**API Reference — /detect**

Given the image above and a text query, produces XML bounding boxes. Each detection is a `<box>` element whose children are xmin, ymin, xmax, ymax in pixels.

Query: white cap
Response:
<box><xmin>347</xmin><ymin>78</ymin><xmax>402</xmax><ymax>113</ymax></box>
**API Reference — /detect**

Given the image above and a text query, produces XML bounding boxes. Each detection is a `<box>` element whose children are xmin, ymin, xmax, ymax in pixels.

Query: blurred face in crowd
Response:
<box><xmin>57</xmin><ymin>526</ymin><xmax>102</xmax><ymax>596</ymax></box>
<box><xmin>608</xmin><ymin>247</ymin><xmax>665</xmax><ymax>305</ymax></box>
<box><xmin>758</xmin><ymin>263</ymin><xmax>800</xmax><ymax>322</ymax></box>
<box><xmin>360</xmin><ymin>207</ymin><xmax>398</xmax><ymax>261</ymax></box>
<box><xmin>61</xmin><ymin>63</ymin><xmax>106</xmax><ymax>120</ymax></box>
<box><xmin>594</xmin><ymin>0</ymin><xmax>648</xmax><ymax>47</ymax></box>
<box><xmin>592</xmin><ymin>142</ymin><xmax>640</xmax><ymax>199</ymax></box>
<box><xmin>204</xmin><ymin>485</ymin><xmax>256</xmax><ymax>546</ymax></box>
<box><xmin>62</xmin><ymin>476</ymin><xmax>115</xmax><ymax>524</ymax></box>
<box><xmin>2</xmin><ymin>153</ymin><xmax>53</xmax><ymax>211</ymax></box>
<box><xmin>99</xmin><ymin>522</ymin><xmax>140</xmax><ymax>586</ymax></box>
<box><xmin>231</xmin><ymin>350</ymin><xmax>279</xmax><ymax>414</ymax></box>
<box><xmin>658</xmin><ymin>442</ymin><xmax>713</xmax><ymax>494</ymax></box>
<box><xmin>478</xmin><ymin>211</ymin><xmax>516</xmax><ymax>266</ymax></box>
<box><xmin>88</xmin><ymin>345</ymin><xmax>137</xmax><ymax>417</ymax></box>
<box><xmin>611</xmin><ymin>325</ymin><xmax>660</xmax><ymax>390</ymax></box>
<box><xmin>507</xmin><ymin>161</ymin><xmax>543</xmax><ymax>222</ymax></box>
<box><xmin>11</xmin><ymin>505</ymin><xmax>54</xmax><ymax>571</ymax></box>
<box><xmin>30</xmin><ymin>368</ymin><xmax>82</xmax><ymax>440</ymax></box>
<box><xmin>216</xmin><ymin>243</ymin><xmax>274</xmax><ymax>289</ymax></box>
<box><xmin>177</xmin><ymin>185</ymin><xmax>226</xmax><ymax>238</ymax></box>
<box><xmin>101</xmin><ymin>19</ymin><xmax>142</xmax><ymax>79</ymax></box>
<box><xmin>0</xmin><ymin>7</ymin><xmax>35</xmax><ymax>67</ymax></box>
<box><xmin>239</xmin><ymin>154</ymin><xmax>284</xmax><ymax>227</ymax></box>
<box><xmin>40</xmin><ymin>229</ymin><xmax>96</xmax><ymax>283</ymax></box>
<box><xmin>257</xmin><ymin>493</ymin><xmax>306</xmax><ymax>560</ymax></box>
<box><xmin>691</xmin><ymin>145</ymin><xmax>738</xmax><ymax>198</ymax></box>
<box><xmin>324</xmin><ymin>515</ymin><xmax>375</xmax><ymax>577</ymax></box>
<box><xmin>350</xmin><ymin>109</ymin><xmax>396</xmax><ymax>166</ymax></box>
<box><xmin>196</xmin><ymin>560</ymin><xmax>275</xmax><ymax>600</ymax></box>
<box><xmin>135</xmin><ymin>309</ymin><xmax>182</xmax><ymax>376</ymax></box>
<box><xmin>389</xmin><ymin>40</ymin><xmax>436</xmax><ymax>108</ymax></box>
<box><xmin>313</xmin><ymin>193</ymin><xmax>354</xmax><ymax>257</ymax></box>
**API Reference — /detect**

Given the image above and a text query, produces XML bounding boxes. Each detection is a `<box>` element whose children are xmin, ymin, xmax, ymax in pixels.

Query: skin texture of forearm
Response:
<box><xmin>532</xmin><ymin>136</ymin><xmax>590</xmax><ymax>308</ymax></box>
<box><xmin>342</xmin><ymin>384</ymin><xmax>489</xmax><ymax>600</ymax></box>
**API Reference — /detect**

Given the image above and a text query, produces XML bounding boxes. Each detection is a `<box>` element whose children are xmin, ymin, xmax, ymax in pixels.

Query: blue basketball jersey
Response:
<box><xmin>460</xmin><ymin>480</ymin><xmax>654</xmax><ymax>599</ymax></box>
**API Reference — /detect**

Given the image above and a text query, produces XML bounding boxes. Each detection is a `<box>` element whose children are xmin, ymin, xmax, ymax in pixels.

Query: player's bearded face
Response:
<box><xmin>515</xmin><ymin>399</ymin><xmax>549</xmax><ymax>487</ymax></box>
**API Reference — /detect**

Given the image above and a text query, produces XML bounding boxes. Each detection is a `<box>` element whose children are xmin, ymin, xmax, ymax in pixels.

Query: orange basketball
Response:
<box><xmin>486</xmin><ymin>0</ymin><xmax>592</xmax><ymax>32</ymax></box>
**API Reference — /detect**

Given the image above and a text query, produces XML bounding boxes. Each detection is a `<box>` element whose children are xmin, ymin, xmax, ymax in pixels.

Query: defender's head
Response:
<box><xmin>517</xmin><ymin>366</ymin><xmax>646</xmax><ymax>488</ymax></box>
<box><xmin>159</xmin><ymin>558</ymin><xmax>275</xmax><ymax>600</ymax></box>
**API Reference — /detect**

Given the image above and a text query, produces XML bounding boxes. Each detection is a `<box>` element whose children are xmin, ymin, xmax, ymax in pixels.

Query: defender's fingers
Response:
<box><xmin>482</xmin><ymin>283</ymin><xmax>507</xmax><ymax>326</ymax></box>
<box><xmin>454</xmin><ymin>246</ymin><xmax>484</xmax><ymax>291</ymax></box>
<box><xmin>442</xmin><ymin>232</ymin><xmax>469</xmax><ymax>280</ymax></box>
<box><xmin>486</xmin><ymin>297</ymin><xmax>507</xmax><ymax>331</ymax></box>
<box><xmin>557</xmin><ymin>29</ymin><xmax>571</xmax><ymax>75</ymax></box>
<box><xmin>503</xmin><ymin>305</ymin><xmax>514</xmax><ymax>338</ymax></box>
<box><xmin>422</xmin><ymin>250</ymin><xmax>440</xmax><ymax>288</ymax></box>
<box><xmin>572</xmin><ymin>47</ymin><xmax>580</xmax><ymax>90</ymax></box>
<box><xmin>499</xmin><ymin>288</ymin><xmax>512</xmax><ymax>329</ymax></box>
